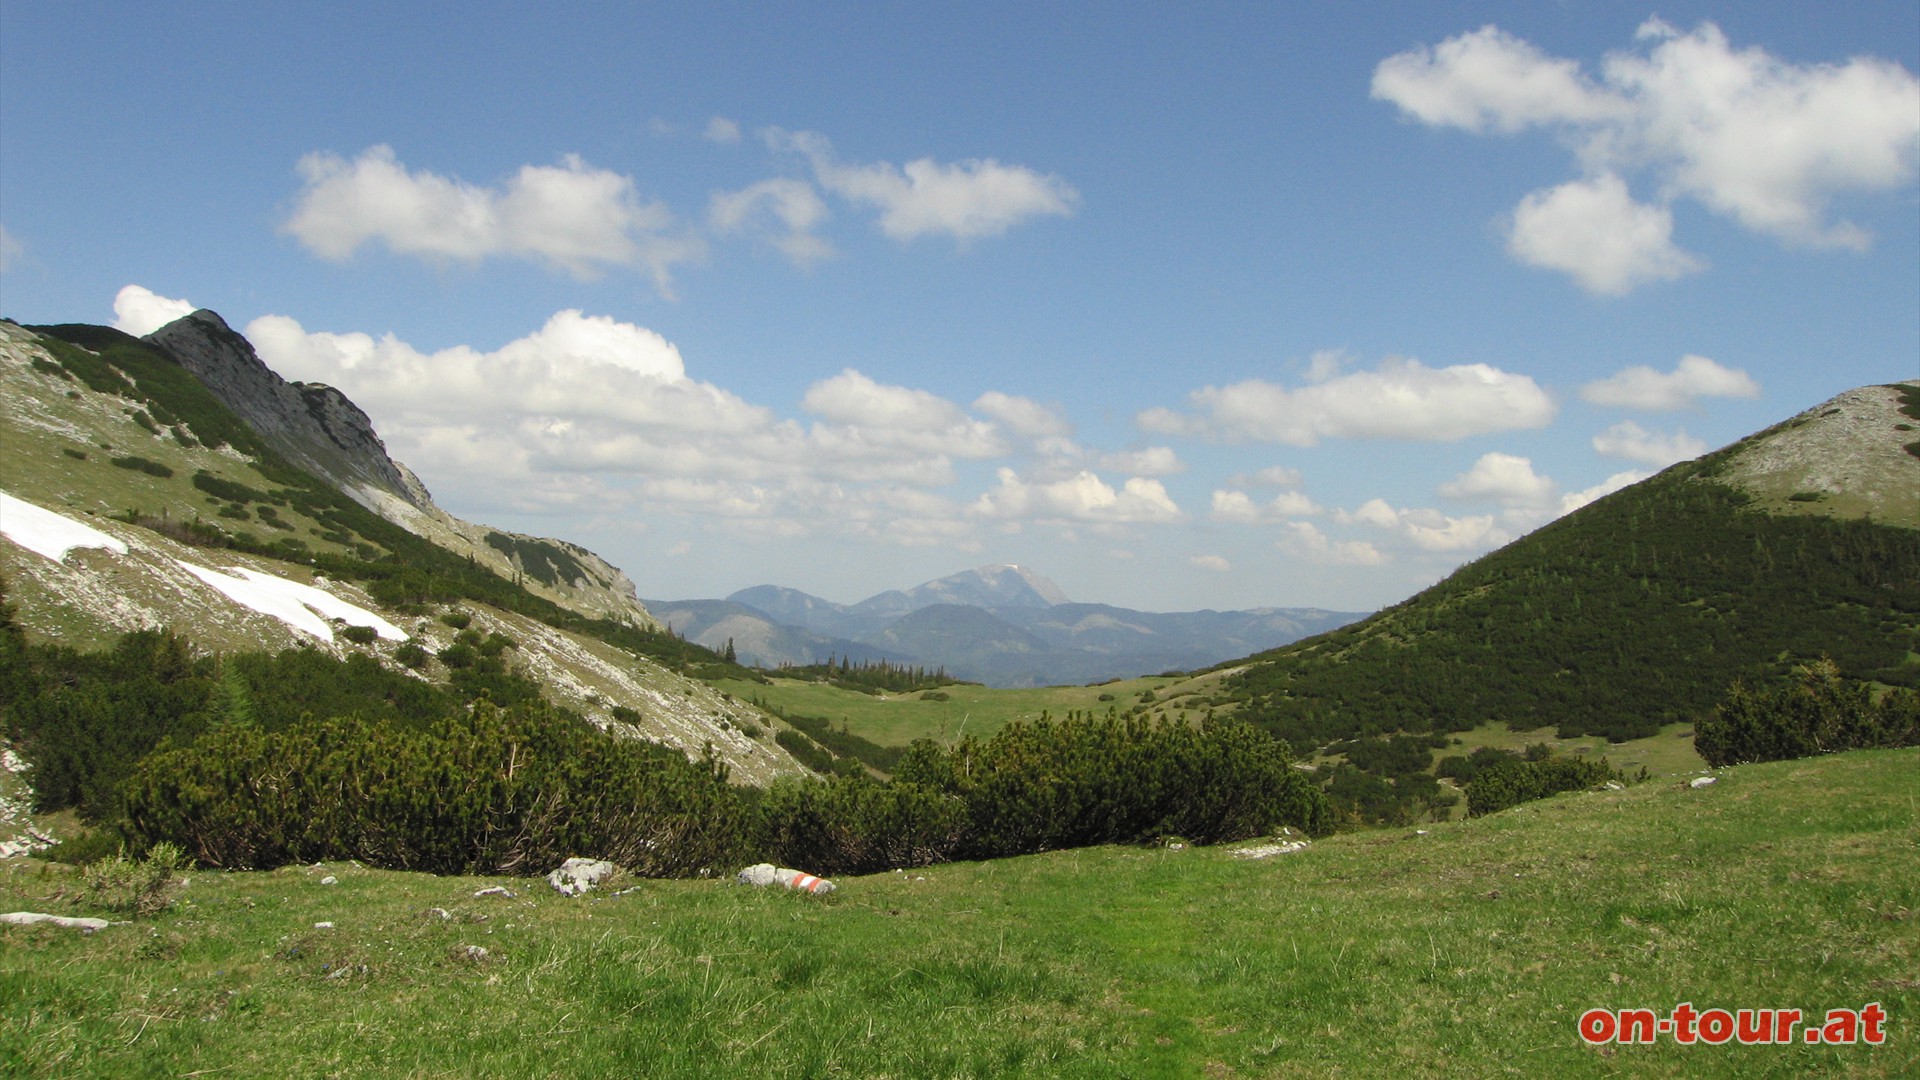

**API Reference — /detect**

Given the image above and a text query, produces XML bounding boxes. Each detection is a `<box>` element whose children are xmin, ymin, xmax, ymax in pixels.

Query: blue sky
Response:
<box><xmin>4</xmin><ymin>2</ymin><xmax>1916</xmax><ymax>612</ymax></box>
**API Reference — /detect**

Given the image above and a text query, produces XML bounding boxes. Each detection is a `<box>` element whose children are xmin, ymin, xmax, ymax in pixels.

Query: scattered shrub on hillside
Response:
<box><xmin>190</xmin><ymin>470</ymin><xmax>275</xmax><ymax>505</ymax></box>
<box><xmin>439</xmin><ymin>609</ymin><xmax>472</xmax><ymax>630</ymax></box>
<box><xmin>1465</xmin><ymin>755</ymin><xmax>1621</xmax><ymax>817</ymax></box>
<box><xmin>81</xmin><ymin>842</ymin><xmax>189</xmax><ymax>917</ymax></box>
<box><xmin>109</xmin><ymin>509</ymin><xmax>232</xmax><ymax>548</ymax></box>
<box><xmin>339</xmin><ymin>624</ymin><xmax>378</xmax><ymax>645</ymax></box>
<box><xmin>776</xmin><ymin>709</ymin><xmax>904</xmax><ymax>771</ymax></box>
<box><xmin>61</xmin><ymin>447</ymin><xmax>87</xmax><ymax>460</ymax></box>
<box><xmin>1435</xmin><ymin>746</ymin><xmax>1523</xmax><ymax>785</ymax></box>
<box><xmin>393</xmin><ymin>642</ymin><xmax>428</xmax><ymax>669</ymax></box>
<box><xmin>109</xmin><ymin>455</ymin><xmax>173</xmax><ymax>478</ymax></box>
<box><xmin>1694</xmin><ymin>658</ymin><xmax>1920</xmax><ymax>767</ymax></box>
<box><xmin>41</xmin><ymin>829</ymin><xmax>126</xmax><ymax>866</ymax></box>
<box><xmin>253</xmin><ymin>504</ymin><xmax>293</xmax><ymax>531</ymax></box>
<box><xmin>437</xmin><ymin>642</ymin><xmax>477</xmax><ymax>670</ymax></box>
<box><xmin>774</xmin><ymin>728</ymin><xmax>844</xmax><ymax>776</ymax></box>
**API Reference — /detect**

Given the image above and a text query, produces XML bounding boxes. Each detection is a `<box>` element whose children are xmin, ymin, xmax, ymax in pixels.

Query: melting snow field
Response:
<box><xmin>0</xmin><ymin>491</ymin><xmax>129</xmax><ymax>561</ymax></box>
<box><xmin>171</xmin><ymin>561</ymin><xmax>407</xmax><ymax>643</ymax></box>
<box><xmin>3</xmin><ymin>489</ymin><xmax>404</xmax><ymax>645</ymax></box>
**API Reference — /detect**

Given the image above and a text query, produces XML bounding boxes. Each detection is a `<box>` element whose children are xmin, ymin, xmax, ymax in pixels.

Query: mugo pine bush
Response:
<box><xmin>1694</xmin><ymin>658</ymin><xmax>1920</xmax><ymax>767</ymax></box>
<box><xmin>890</xmin><ymin>711</ymin><xmax>1332</xmax><ymax>858</ymax></box>
<box><xmin>121</xmin><ymin>701</ymin><xmax>749</xmax><ymax>876</ymax></box>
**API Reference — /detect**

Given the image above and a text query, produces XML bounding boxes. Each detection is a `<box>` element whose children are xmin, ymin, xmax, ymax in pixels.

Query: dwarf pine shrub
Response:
<box><xmin>1694</xmin><ymin>659</ymin><xmax>1920</xmax><ymax>767</ymax></box>
<box><xmin>757</xmin><ymin>774</ymin><xmax>967</xmax><ymax>875</ymax></box>
<box><xmin>1464</xmin><ymin>755</ymin><xmax>1619</xmax><ymax>817</ymax></box>
<box><xmin>896</xmin><ymin>712</ymin><xmax>1332</xmax><ymax>859</ymax></box>
<box><xmin>120</xmin><ymin>702</ymin><xmax>749</xmax><ymax>877</ymax></box>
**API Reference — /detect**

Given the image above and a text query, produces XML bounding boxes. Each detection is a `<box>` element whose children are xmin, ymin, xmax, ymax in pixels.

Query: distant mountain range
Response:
<box><xmin>649</xmin><ymin>565</ymin><xmax>1368</xmax><ymax>687</ymax></box>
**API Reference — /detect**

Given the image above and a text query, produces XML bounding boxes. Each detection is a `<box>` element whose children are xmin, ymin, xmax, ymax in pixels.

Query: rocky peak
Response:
<box><xmin>143</xmin><ymin>310</ymin><xmax>429</xmax><ymax>510</ymax></box>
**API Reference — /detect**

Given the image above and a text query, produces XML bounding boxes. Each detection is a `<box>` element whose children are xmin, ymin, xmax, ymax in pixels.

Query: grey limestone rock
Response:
<box><xmin>548</xmin><ymin>858</ymin><xmax>617</xmax><ymax>896</ymax></box>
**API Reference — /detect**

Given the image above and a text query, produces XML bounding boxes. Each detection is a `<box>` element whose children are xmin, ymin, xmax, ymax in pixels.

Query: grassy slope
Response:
<box><xmin>4</xmin><ymin>748</ymin><xmax>1913</xmax><ymax>1078</ymax></box>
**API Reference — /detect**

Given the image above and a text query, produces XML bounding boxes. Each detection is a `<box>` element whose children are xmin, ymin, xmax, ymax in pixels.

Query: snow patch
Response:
<box><xmin>0</xmin><ymin>491</ymin><xmax>130</xmax><ymax>561</ymax></box>
<box><xmin>172</xmin><ymin>560</ymin><xmax>407</xmax><ymax>643</ymax></box>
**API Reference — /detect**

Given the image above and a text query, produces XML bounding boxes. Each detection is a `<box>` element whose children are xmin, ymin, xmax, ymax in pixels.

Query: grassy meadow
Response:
<box><xmin>3</xmin><ymin>748</ymin><xmax>1913</xmax><ymax>1078</ymax></box>
<box><xmin>714</xmin><ymin>674</ymin><xmax>1192</xmax><ymax>747</ymax></box>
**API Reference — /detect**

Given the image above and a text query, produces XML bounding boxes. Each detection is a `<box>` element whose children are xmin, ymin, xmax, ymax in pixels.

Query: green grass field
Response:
<box><xmin>4</xmin><ymin>748</ymin><xmax>1913</xmax><ymax>1077</ymax></box>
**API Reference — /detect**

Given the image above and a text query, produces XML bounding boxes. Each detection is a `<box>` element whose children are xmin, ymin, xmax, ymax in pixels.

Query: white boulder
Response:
<box><xmin>547</xmin><ymin>858</ymin><xmax>617</xmax><ymax>896</ymax></box>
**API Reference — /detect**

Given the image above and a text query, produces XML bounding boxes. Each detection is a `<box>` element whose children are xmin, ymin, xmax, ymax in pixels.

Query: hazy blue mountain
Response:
<box><xmin>853</xmin><ymin>564</ymin><xmax>1069</xmax><ymax>616</ymax></box>
<box><xmin>641</xmin><ymin>598</ymin><xmax>901</xmax><ymax>669</ymax></box>
<box><xmin>703</xmin><ymin>564</ymin><xmax>1369</xmax><ymax>686</ymax></box>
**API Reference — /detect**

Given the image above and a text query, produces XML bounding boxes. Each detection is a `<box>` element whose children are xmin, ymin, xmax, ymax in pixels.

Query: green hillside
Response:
<box><xmin>4</xmin><ymin>748</ymin><xmax>1913</xmax><ymax>1077</ymax></box>
<box><xmin>1217</xmin><ymin>388</ymin><xmax>1920</xmax><ymax>753</ymax></box>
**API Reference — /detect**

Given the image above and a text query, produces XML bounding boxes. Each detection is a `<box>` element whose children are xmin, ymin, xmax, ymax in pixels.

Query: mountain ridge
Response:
<box><xmin>70</xmin><ymin>313</ymin><xmax>659</xmax><ymax>629</ymax></box>
<box><xmin>0</xmin><ymin>317</ymin><xmax>803</xmax><ymax>782</ymax></box>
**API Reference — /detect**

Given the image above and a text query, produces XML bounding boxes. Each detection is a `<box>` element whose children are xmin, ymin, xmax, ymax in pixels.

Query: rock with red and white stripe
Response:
<box><xmin>736</xmin><ymin>863</ymin><xmax>836</xmax><ymax>894</ymax></box>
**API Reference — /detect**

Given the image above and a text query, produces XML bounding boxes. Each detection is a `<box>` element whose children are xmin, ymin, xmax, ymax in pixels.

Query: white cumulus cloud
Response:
<box><xmin>972</xmin><ymin>469</ymin><xmax>1183</xmax><ymax>525</ymax></box>
<box><xmin>1375</xmin><ymin>20</ymin><xmax>1920</xmax><ymax>289</ymax></box>
<box><xmin>1277</xmin><ymin>522</ymin><xmax>1387</xmax><ymax>566</ymax></box>
<box><xmin>710</xmin><ymin>177</ymin><xmax>833</xmax><ymax>267</ymax></box>
<box><xmin>1210</xmin><ymin>489</ymin><xmax>1321</xmax><ymax>524</ymax></box>
<box><xmin>1138</xmin><ymin>355</ymin><xmax>1554</xmax><ymax>445</ymax></box>
<box><xmin>703</xmin><ymin>116</ymin><xmax>743</xmax><ymax>144</ymax></box>
<box><xmin>1336</xmin><ymin>497</ymin><xmax>1507</xmax><ymax>553</ymax></box>
<box><xmin>972</xmin><ymin>391</ymin><xmax>1074</xmax><ymax>439</ymax></box>
<box><xmin>234</xmin><ymin>302</ymin><xmax>1158</xmax><ymax>547</ymax></box>
<box><xmin>1438</xmin><ymin>452</ymin><xmax>1557</xmax><ymax>505</ymax></box>
<box><xmin>770</xmin><ymin>128</ymin><xmax>1079</xmax><ymax>242</ymax></box>
<box><xmin>801</xmin><ymin>369</ymin><xmax>1006</xmax><ymax>459</ymax></box>
<box><xmin>1190</xmin><ymin>554</ymin><xmax>1232</xmax><ymax>573</ymax></box>
<box><xmin>1590</xmin><ymin>421</ymin><xmax>1706</xmax><ymax>466</ymax></box>
<box><xmin>1580</xmin><ymin>354</ymin><xmax>1761</xmax><ymax>410</ymax></box>
<box><xmin>1372</xmin><ymin>24</ymin><xmax>1625</xmax><ymax>133</ymax></box>
<box><xmin>111</xmin><ymin>285</ymin><xmax>197</xmax><ymax>336</ymax></box>
<box><xmin>1505</xmin><ymin>174</ymin><xmax>1702</xmax><ymax>294</ymax></box>
<box><xmin>1559</xmin><ymin>470</ymin><xmax>1649</xmax><ymax>515</ymax></box>
<box><xmin>282</xmin><ymin>145</ymin><xmax>702</xmax><ymax>292</ymax></box>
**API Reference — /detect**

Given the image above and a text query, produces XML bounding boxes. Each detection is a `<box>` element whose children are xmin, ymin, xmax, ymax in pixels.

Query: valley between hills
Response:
<box><xmin>0</xmin><ymin>313</ymin><xmax>1916</xmax><ymax>1076</ymax></box>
